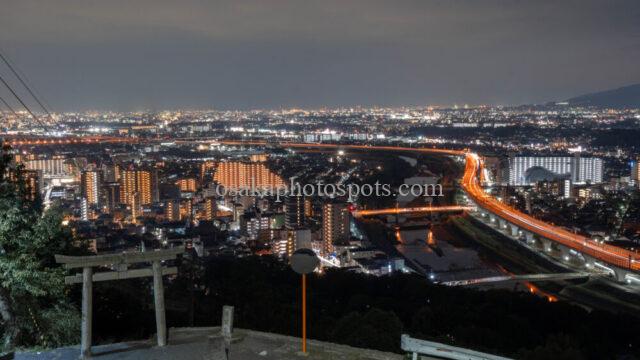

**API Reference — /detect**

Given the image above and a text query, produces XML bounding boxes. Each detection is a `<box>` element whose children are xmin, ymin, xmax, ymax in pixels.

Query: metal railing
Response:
<box><xmin>401</xmin><ymin>334</ymin><xmax>512</xmax><ymax>360</ymax></box>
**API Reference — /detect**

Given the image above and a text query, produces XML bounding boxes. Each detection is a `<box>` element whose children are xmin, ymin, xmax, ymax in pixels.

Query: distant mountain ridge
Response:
<box><xmin>566</xmin><ymin>83</ymin><xmax>640</xmax><ymax>108</ymax></box>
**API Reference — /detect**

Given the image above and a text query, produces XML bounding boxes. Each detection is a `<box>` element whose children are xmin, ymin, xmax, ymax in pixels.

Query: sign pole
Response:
<box><xmin>302</xmin><ymin>273</ymin><xmax>307</xmax><ymax>354</ymax></box>
<box><xmin>289</xmin><ymin>248</ymin><xmax>318</xmax><ymax>356</ymax></box>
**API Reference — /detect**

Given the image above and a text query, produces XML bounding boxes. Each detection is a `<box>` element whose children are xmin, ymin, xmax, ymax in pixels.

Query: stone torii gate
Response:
<box><xmin>55</xmin><ymin>247</ymin><xmax>184</xmax><ymax>359</ymax></box>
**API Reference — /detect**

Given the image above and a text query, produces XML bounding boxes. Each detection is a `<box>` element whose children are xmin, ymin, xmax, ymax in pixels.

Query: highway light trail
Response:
<box><xmin>353</xmin><ymin>206</ymin><xmax>473</xmax><ymax>217</ymax></box>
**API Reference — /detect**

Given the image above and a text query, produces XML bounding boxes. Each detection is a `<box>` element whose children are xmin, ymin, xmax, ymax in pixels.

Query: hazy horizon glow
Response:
<box><xmin>1</xmin><ymin>0</ymin><xmax>639</xmax><ymax>111</ymax></box>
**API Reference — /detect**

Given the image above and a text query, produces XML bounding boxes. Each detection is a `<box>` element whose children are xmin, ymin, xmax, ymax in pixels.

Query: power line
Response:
<box><xmin>1</xmin><ymin>52</ymin><xmax>53</xmax><ymax>113</ymax></box>
<box><xmin>0</xmin><ymin>94</ymin><xmax>18</xmax><ymax>116</ymax></box>
<box><xmin>0</xmin><ymin>50</ymin><xmax>55</xmax><ymax>123</ymax></box>
<box><xmin>0</xmin><ymin>72</ymin><xmax>47</xmax><ymax>128</ymax></box>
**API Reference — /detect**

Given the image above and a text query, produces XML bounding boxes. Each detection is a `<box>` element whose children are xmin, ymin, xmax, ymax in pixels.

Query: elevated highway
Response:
<box><xmin>353</xmin><ymin>205</ymin><xmax>473</xmax><ymax>217</ymax></box>
<box><xmin>440</xmin><ymin>272</ymin><xmax>591</xmax><ymax>286</ymax></box>
<box><xmin>461</xmin><ymin>153</ymin><xmax>640</xmax><ymax>281</ymax></box>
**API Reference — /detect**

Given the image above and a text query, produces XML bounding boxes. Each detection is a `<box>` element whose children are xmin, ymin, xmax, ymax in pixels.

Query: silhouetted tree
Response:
<box><xmin>520</xmin><ymin>334</ymin><xmax>585</xmax><ymax>360</ymax></box>
<box><xmin>0</xmin><ymin>141</ymin><xmax>81</xmax><ymax>352</ymax></box>
<box><xmin>331</xmin><ymin>309</ymin><xmax>403</xmax><ymax>352</ymax></box>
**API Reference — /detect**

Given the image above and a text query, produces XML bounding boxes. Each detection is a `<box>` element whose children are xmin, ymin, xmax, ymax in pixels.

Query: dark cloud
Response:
<box><xmin>0</xmin><ymin>0</ymin><xmax>639</xmax><ymax>111</ymax></box>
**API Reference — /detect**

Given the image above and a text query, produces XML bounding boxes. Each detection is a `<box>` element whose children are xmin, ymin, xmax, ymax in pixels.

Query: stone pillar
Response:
<box><xmin>221</xmin><ymin>306</ymin><xmax>234</xmax><ymax>339</ymax></box>
<box><xmin>81</xmin><ymin>267</ymin><xmax>93</xmax><ymax>359</ymax></box>
<box><xmin>540</xmin><ymin>238</ymin><xmax>552</xmax><ymax>252</ymax></box>
<box><xmin>152</xmin><ymin>261</ymin><xmax>167</xmax><ymax>347</ymax></box>
<box><xmin>498</xmin><ymin>219</ymin><xmax>507</xmax><ymax>231</ymax></box>
<box><xmin>510</xmin><ymin>224</ymin><xmax>519</xmax><ymax>237</ymax></box>
<box><xmin>613</xmin><ymin>268</ymin><xmax>628</xmax><ymax>283</ymax></box>
<box><xmin>525</xmin><ymin>232</ymin><xmax>535</xmax><ymax>245</ymax></box>
<box><xmin>209</xmin><ymin>306</ymin><xmax>236</xmax><ymax>360</ymax></box>
<box><xmin>559</xmin><ymin>246</ymin><xmax>572</xmax><ymax>261</ymax></box>
<box><xmin>582</xmin><ymin>254</ymin><xmax>595</xmax><ymax>269</ymax></box>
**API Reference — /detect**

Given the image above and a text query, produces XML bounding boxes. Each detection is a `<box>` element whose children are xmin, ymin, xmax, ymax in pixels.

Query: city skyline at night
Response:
<box><xmin>1</xmin><ymin>1</ymin><xmax>640</xmax><ymax>359</ymax></box>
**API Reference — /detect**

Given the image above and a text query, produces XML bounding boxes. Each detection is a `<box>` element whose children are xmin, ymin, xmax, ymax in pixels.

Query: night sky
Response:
<box><xmin>1</xmin><ymin>0</ymin><xmax>639</xmax><ymax>111</ymax></box>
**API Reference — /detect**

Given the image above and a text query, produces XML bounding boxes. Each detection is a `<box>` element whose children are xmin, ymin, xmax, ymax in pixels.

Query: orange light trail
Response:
<box><xmin>353</xmin><ymin>206</ymin><xmax>472</xmax><ymax>217</ymax></box>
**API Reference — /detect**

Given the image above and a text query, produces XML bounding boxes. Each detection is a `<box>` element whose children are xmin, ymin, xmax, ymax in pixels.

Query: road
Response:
<box><xmin>440</xmin><ymin>272</ymin><xmax>591</xmax><ymax>286</ymax></box>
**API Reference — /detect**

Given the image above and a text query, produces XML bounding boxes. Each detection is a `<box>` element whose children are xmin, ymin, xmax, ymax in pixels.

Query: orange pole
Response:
<box><xmin>302</xmin><ymin>273</ymin><xmax>307</xmax><ymax>353</ymax></box>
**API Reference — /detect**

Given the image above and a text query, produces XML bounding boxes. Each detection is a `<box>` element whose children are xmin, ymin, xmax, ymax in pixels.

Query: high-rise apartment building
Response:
<box><xmin>24</xmin><ymin>156</ymin><xmax>69</xmax><ymax>177</ymax></box>
<box><xmin>130</xmin><ymin>192</ymin><xmax>142</xmax><ymax>223</ymax></box>
<box><xmin>322</xmin><ymin>201</ymin><xmax>350</xmax><ymax>256</ymax></box>
<box><xmin>120</xmin><ymin>169</ymin><xmax>137</xmax><ymax>205</ymax></box>
<box><xmin>180</xmin><ymin>199</ymin><xmax>193</xmax><ymax>221</ymax></box>
<box><xmin>284</xmin><ymin>195</ymin><xmax>305</xmax><ymax>230</ymax></box>
<box><xmin>249</xmin><ymin>153</ymin><xmax>268</xmax><ymax>162</ymax></box>
<box><xmin>632</xmin><ymin>156</ymin><xmax>640</xmax><ymax>188</ymax></box>
<box><xmin>204</xmin><ymin>197</ymin><xmax>216</xmax><ymax>220</ymax></box>
<box><xmin>102</xmin><ymin>163</ymin><xmax>119</xmax><ymax>182</ymax></box>
<box><xmin>81</xmin><ymin>198</ymin><xmax>89</xmax><ymax>221</ymax></box>
<box><xmin>214</xmin><ymin>162</ymin><xmax>285</xmax><ymax>189</ymax></box>
<box><xmin>508</xmin><ymin>154</ymin><xmax>603</xmax><ymax>186</ymax></box>
<box><xmin>563</xmin><ymin>179</ymin><xmax>573</xmax><ymax>199</ymax></box>
<box><xmin>119</xmin><ymin>169</ymin><xmax>156</xmax><ymax>206</ymax></box>
<box><xmin>304</xmin><ymin>197</ymin><xmax>314</xmax><ymax>217</ymax></box>
<box><xmin>103</xmin><ymin>182</ymin><xmax>120</xmax><ymax>214</ymax></box>
<box><xmin>200</xmin><ymin>161</ymin><xmax>216</xmax><ymax>181</ymax></box>
<box><xmin>286</xmin><ymin>228</ymin><xmax>312</xmax><ymax>258</ymax></box>
<box><xmin>21</xmin><ymin>170</ymin><xmax>42</xmax><ymax>202</ymax></box>
<box><xmin>176</xmin><ymin>178</ymin><xmax>197</xmax><ymax>193</ymax></box>
<box><xmin>164</xmin><ymin>200</ymin><xmax>181</xmax><ymax>222</ymax></box>
<box><xmin>81</xmin><ymin>170</ymin><xmax>103</xmax><ymax>206</ymax></box>
<box><xmin>114</xmin><ymin>164</ymin><xmax>122</xmax><ymax>182</ymax></box>
<box><xmin>242</xmin><ymin>212</ymin><xmax>271</xmax><ymax>242</ymax></box>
